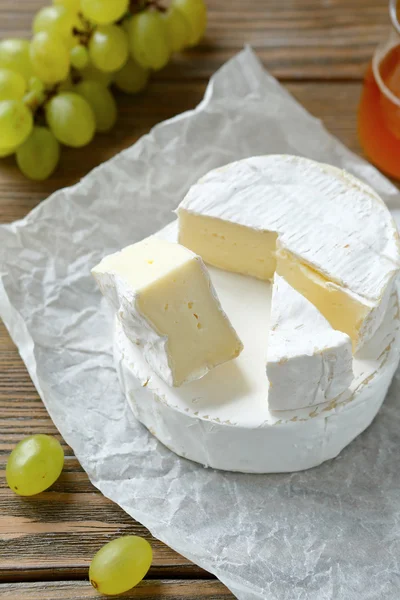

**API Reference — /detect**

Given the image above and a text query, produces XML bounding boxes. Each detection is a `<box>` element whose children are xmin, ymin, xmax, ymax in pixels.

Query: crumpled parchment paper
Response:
<box><xmin>1</xmin><ymin>48</ymin><xmax>400</xmax><ymax>600</ymax></box>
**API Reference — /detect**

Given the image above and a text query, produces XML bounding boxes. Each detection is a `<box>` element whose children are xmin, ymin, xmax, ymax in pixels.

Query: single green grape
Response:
<box><xmin>81</xmin><ymin>0</ymin><xmax>129</xmax><ymax>25</ymax></box>
<box><xmin>6</xmin><ymin>434</ymin><xmax>64</xmax><ymax>496</ymax></box>
<box><xmin>30</xmin><ymin>32</ymin><xmax>70</xmax><ymax>84</ymax></box>
<box><xmin>16</xmin><ymin>126</ymin><xmax>60</xmax><ymax>181</ymax></box>
<box><xmin>79</xmin><ymin>62</ymin><xmax>114</xmax><ymax>87</ymax></box>
<box><xmin>0</xmin><ymin>68</ymin><xmax>26</xmax><ymax>101</ymax></box>
<box><xmin>74</xmin><ymin>80</ymin><xmax>117</xmax><ymax>132</ymax></box>
<box><xmin>89</xmin><ymin>536</ymin><xmax>153</xmax><ymax>596</ymax></box>
<box><xmin>46</xmin><ymin>91</ymin><xmax>95</xmax><ymax>147</ymax></box>
<box><xmin>29</xmin><ymin>75</ymin><xmax>45</xmax><ymax>94</ymax></box>
<box><xmin>33</xmin><ymin>5</ymin><xmax>79</xmax><ymax>49</ymax></box>
<box><xmin>89</xmin><ymin>25</ymin><xmax>128</xmax><ymax>73</ymax></box>
<box><xmin>70</xmin><ymin>45</ymin><xmax>89</xmax><ymax>70</ymax></box>
<box><xmin>0</xmin><ymin>99</ymin><xmax>33</xmax><ymax>147</ymax></box>
<box><xmin>0</xmin><ymin>144</ymin><xmax>18</xmax><ymax>157</ymax></box>
<box><xmin>53</xmin><ymin>0</ymin><xmax>81</xmax><ymax>12</ymax></box>
<box><xmin>172</xmin><ymin>0</ymin><xmax>207</xmax><ymax>46</ymax></box>
<box><xmin>128</xmin><ymin>11</ymin><xmax>170</xmax><ymax>71</ymax></box>
<box><xmin>0</xmin><ymin>39</ymin><xmax>33</xmax><ymax>83</ymax></box>
<box><xmin>114</xmin><ymin>57</ymin><xmax>149</xmax><ymax>94</ymax></box>
<box><xmin>163</xmin><ymin>6</ymin><xmax>191</xmax><ymax>53</ymax></box>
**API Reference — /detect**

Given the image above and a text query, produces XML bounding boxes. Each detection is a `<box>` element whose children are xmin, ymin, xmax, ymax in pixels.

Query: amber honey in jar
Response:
<box><xmin>358</xmin><ymin>0</ymin><xmax>400</xmax><ymax>179</ymax></box>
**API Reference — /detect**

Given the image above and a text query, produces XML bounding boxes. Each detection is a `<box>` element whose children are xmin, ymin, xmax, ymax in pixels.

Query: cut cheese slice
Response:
<box><xmin>177</xmin><ymin>155</ymin><xmax>400</xmax><ymax>350</ymax></box>
<box><xmin>267</xmin><ymin>274</ymin><xmax>353</xmax><ymax>411</ymax></box>
<box><xmin>92</xmin><ymin>237</ymin><xmax>243</xmax><ymax>387</ymax></box>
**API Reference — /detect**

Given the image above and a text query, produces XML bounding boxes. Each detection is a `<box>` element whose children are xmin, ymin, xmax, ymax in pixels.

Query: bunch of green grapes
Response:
<box><xmin>0</xmin><ymin>0</ymin><xmax>207</xmax><ymax>180</ymax></box>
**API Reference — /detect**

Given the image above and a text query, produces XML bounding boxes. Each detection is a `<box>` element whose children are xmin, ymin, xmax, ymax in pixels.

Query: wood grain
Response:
<box><xmin>0</xmin><ymin>457</ymin><xmax>207</xmax><ymax>582</ymax></box>
<box><xmin>0</xmin><ymin>580</ymin><xmax>231</xmax><ymax>598</ymax></box>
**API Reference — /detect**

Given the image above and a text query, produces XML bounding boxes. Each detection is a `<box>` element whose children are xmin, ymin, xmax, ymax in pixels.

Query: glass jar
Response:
<box><xmin>358</xmin><ymin>0</ymin><xmax>400</xmax><ymax>179</ymax></box>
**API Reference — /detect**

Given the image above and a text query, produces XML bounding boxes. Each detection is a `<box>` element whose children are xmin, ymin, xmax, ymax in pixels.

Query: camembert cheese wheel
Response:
<box><xmin>177</xmin><ymin>155</ymin><xmax>400</xmax><ymax>351</ymax></box>
<box><xmin>114</xmin><ymin>221</ymin><xmax>400</xmax><ymax>473</ymax></box>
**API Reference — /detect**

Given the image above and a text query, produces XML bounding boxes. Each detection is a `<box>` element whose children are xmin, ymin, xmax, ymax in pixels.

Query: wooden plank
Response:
<box><xmin>0</xmin><ymin>0</ymin><xmax>389</xmax><ymax>80</ymax></box>
<box><xmin>0</xmin><ymin>452</ymin><xmax>208</xmax><ymax>580</ymax></box>
<box><xmin>0</xmin><ymin>580</ymin><xmax>233</xmax><ymax>598</ymax></box>
<box><xmin>0</xmin><ymin>81</ymin><xmax>364</xmax><ymax>224</ymax></box>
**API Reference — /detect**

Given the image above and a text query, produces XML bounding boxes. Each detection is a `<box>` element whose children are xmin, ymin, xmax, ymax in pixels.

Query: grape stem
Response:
<box><xmin>25</xmin><ymin>85</ymin><xmax>59</xmax><ymax>124</ymax></box>
<box><xmin>72</xmin><ymin>13</ymin><xmax>94</xmax><ymax>47</ymax></box>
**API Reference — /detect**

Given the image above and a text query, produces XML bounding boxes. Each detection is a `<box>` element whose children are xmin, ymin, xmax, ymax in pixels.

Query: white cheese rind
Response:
<box><xmin>267</xmin><ymin>274</ymin><xmax>353</xmax><ymax>411</ymax></box>
<box><xmin>92</xmin><ymin>237</ymin><xmax>243</xmax><ymax>387</ymax></box>
<box><xmin>177</xmin><ymin>155</ymin><xmax>400</xmax><ymax>349</ymax></box>
<box><xmin>114</xmin><ymin>222</ymin><xmax>400</xmax><ymax>474</ymax></box>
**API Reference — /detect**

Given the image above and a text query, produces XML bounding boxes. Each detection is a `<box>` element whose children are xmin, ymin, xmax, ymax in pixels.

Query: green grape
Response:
<box><xmin>89</xmin><ymin>536</ymin><xmax>152</xmax><ymax>595</ymax></box>
<box><xmin>128</xmin><ymin>11</ymin><xmax>170</xmax><ymax>71</ymax></box>
<box><xmin>29</xmin><ymin>75</ymin><xmax>45</xmax><ymax>94</ymax></box>
<box><xmin>0</xmin><ymin>100</ymin><xmax>33</xmax><ymax>147</ymax></box>
<box><xmin>0</xmin><ymin>39</ymin><xmax>33</xmax><ymax>83</ymax></box>
<box><xmin>53</xmin><ymin>0</ymin><xmax>81</xmax><ymax>12</ymax></box>
<box><xmin>6</xmin><ymin>434</ymin><xmax>64</xmax><ymax>496</ymax></box>
<box><xmin>74</xmin><ymin>80</ymin><xmax>116</xmax><ymax>132</ymax></box>
<box><xmin>0</xmin><ymin>144</ymin><xmax>18</xmax><ymax>158</ymax></box>
<box><xmin>172</xmin><ymin>0</ymin><xmax>207</xmax><ymax>46</ymax></box>
<box><xmin>16</xmin><ymin>126</ymin><xmax>60</xmax><ymax>181</ymax></box>
<box><xmin>81</xmin><ymin>0</ymin><xmax>129</xmax><ymax>25</ymax></box>
<box><xmin>163</xmin><ymin>6</ymin><xmax>190</xmax><ymax>53</ymax></box>
<box><xmin>46</xmin><ymin>91</ymin><xmax>95</xmax><ymax>147</ymax></box>
<box><xmin>89</xmin><ymin>25</ymin><xmax>128</xmax><ymax>73</ymax></box>
<box><xmin>114</xmin><ymin>57</ymin><xmax>149</xmax><ymax>94</ymax></box>
<box><xmin>30</xmin><ymin>32</ymin><xmax>70</xmax><ymax>84</ymax></box>
<box><xmin>33</xmin><ymin>5</ymin><xmax>79</xmax><ymax>49</ymax></box>
<box><xmin>0</xmin><ymin>68</ymin><xmax>26</xmax><ymax>101</ymax></box>
<box><xmin>80</xmin><ymin>62</ymin><xmax>114</xmax><ymax>87</ymax></box>
<box><xmin>70</xmin><ymin>45</ymin><xmax>89</xmax><ymax>69</ymax></box>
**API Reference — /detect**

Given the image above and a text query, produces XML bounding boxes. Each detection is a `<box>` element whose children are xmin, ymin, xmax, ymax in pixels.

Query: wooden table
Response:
<box><xmin>0</xmin><ymin>1</ymin><xmax>396</xmax><ymax>598</ymax></box>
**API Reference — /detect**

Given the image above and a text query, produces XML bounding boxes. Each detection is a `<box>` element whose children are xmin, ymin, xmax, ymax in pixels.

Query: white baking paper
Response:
<box><xmin>1</xmin><ymin>48</ymin><xmax>400</xmax><ymax>599</ymax></box>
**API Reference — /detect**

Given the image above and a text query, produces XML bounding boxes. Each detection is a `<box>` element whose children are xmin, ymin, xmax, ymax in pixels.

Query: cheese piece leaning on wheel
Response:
<box><xmin>177</xmin><ymin>155</ymin><xmax>400</xmax><ymax>351</ymax></box>
<box><xmin>267</xmin><ymin>274</ymin><xmax>354</xmax><ymax>411</ymax></box>
<box><xmin>92</xmin><ymin>237</ymin><xmax>243</xmax><ymax>387</ymax></box>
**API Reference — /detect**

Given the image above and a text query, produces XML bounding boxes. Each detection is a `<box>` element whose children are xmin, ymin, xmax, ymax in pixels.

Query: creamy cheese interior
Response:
<box><xmin>98</xmin><ymin>237</ymin><xmax>193</xmax><ymax>289</ymax></box>
<box><xmin>275</xmin><ymin>249</ymin><xmax>371</xmax><ymax>348</ymax></box>
<box><xmin>137</xmin><ymin>253</ymin><xmax>243</xmax><ymax>387</ymax></box>
<box><xmin>93</xmin><ymin>237</ymin><xmax>243</xmax><ymax>387</ymax></box>
<box><xmin>178</xmin><ymin>210</ymin><xmax>277</xmax><ymax>280</ymax></box>
<box><xmin>178</xmin><ymin>209</ymin><xmax>371</xmax><ymax>347</ymax></box>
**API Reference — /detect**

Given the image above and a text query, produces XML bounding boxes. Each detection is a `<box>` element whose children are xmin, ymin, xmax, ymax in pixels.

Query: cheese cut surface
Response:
<box><xmin>114</xmin><ymin>222</ymin><xmax>400</xmax><ymax>474</ymax></box>
<box><xmin>92</xmin><ymin>237</ymin><xmax>243</xmax><ymax>387</ymax></box>
<box><xmin>177</xmin><ymin>155</ymin><xmax>400</xmax><ymax>350</ymax></box>
<box><xmin>267</xmin><ymin>274</ymin><xmax>354</xmax><ymax>411</ymax></box>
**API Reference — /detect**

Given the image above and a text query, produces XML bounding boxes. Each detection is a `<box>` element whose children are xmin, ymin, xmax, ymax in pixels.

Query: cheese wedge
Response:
<box><xmin>92</xmin><ymin>237</ymin><xmax>243</xmax><ymax>387</ymax></box>
<box><xmin>177</xmin><ymin>155</ymin><xmax>400</xmax><ymax>350</ymax></box>
<box><xmin>267</xmin><ymin>274</ymin><xmax>353</xmax><ymax>411</ymax></box>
